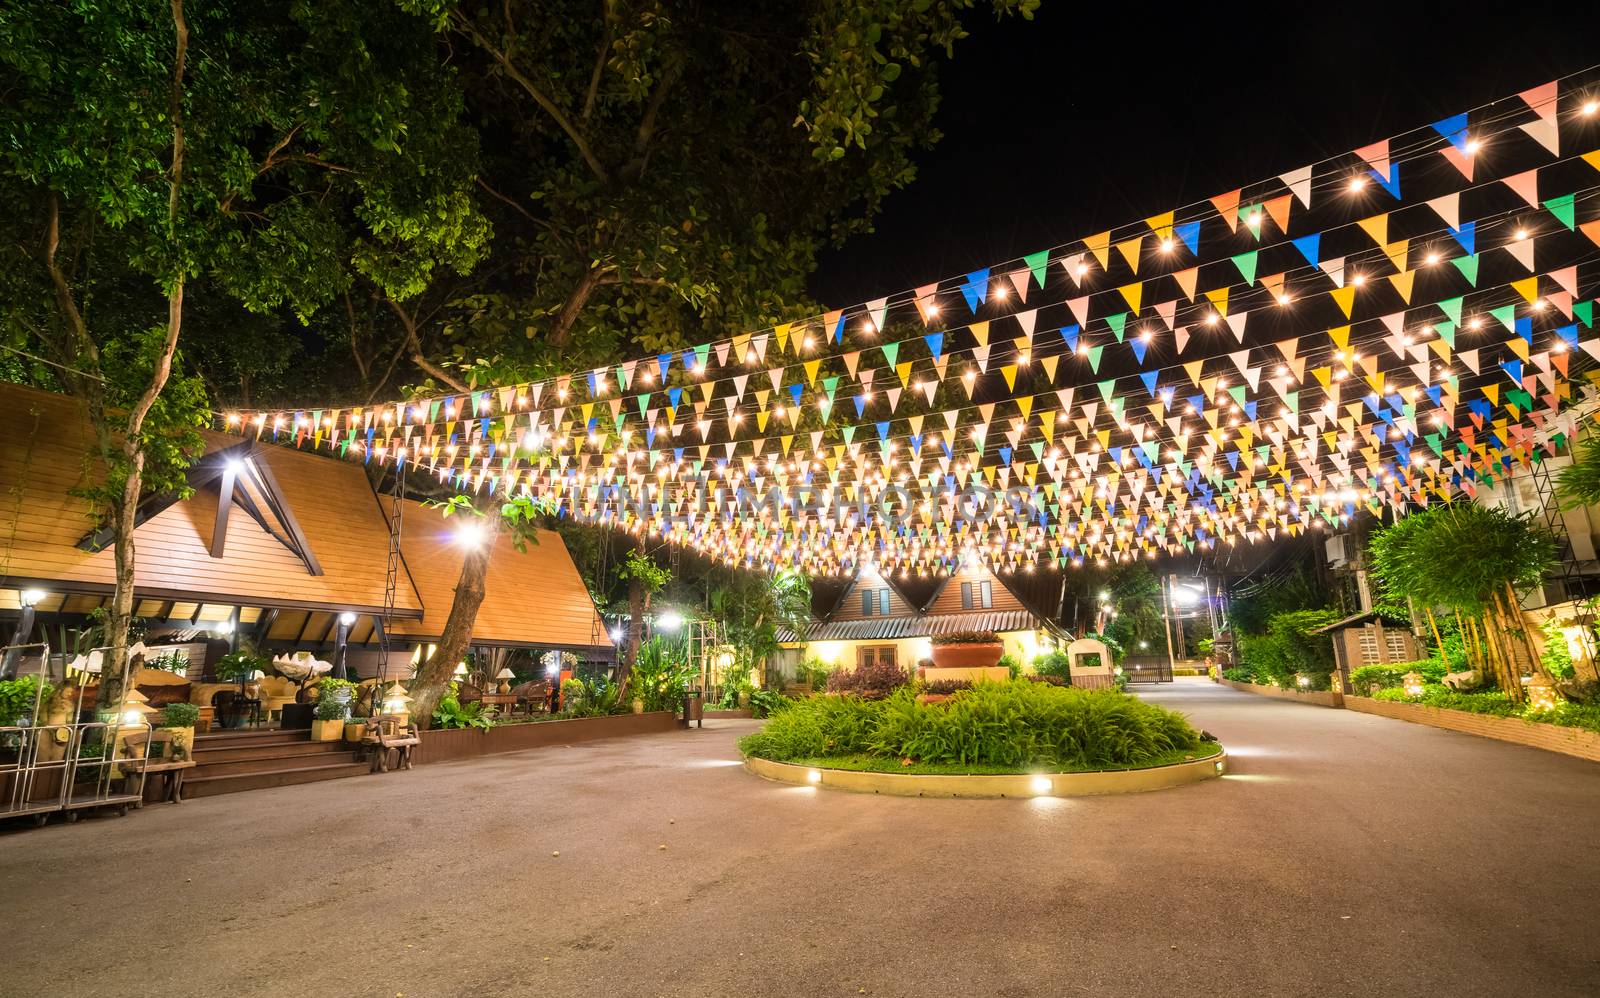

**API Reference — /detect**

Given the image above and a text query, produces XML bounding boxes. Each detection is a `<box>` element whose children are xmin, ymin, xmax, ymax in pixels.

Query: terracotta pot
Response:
<box><xmin>310</xmin><ymin>719</ymin><xmax>343</xmax><ymax>742</ymax></box>
<box><xmin>930</xmin><ymin>643</ymin><xmax>1003</xmax><ymax>669</ymax></box>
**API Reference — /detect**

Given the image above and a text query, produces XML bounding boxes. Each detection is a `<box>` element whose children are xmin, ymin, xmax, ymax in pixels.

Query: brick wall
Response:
<box><xmin>1219</xmin><ymin>678</ymin><xmax>1339</xmax><ymax>708</ymax></box>
<box><xmin>1344</xmin><ymin>696</ymin><xmax>1600</xmax><ymax>764</ymax></box>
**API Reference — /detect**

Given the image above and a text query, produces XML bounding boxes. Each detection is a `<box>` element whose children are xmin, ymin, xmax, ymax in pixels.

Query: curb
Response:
<box><xmin>743</xmin><ymin>750</ymin><xmax>1227</xmax><ymax>798</ymax></box>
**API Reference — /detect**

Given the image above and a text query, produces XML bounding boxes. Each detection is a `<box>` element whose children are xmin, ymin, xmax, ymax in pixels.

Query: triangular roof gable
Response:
<box><xmin>920</xmin><ymin>561</ymin><xmax>1026</xmax><ymax>614</ymax></box>
<box><xmin>824</xmin><ymin>565</ymin><xmax>924</xmax><ymax>621</ymax></box>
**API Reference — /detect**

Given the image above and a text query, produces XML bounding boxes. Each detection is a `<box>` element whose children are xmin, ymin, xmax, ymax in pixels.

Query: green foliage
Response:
<box><xmin>794</xmin><ymin>657</ymin><xmax>832</xmax><ymax>690</ymax></box>
<box><xmin>213</xmin><ymin>651</ymin><xmax>268</xmax><ymax>683</ymax></box>
<box><xmin>740</xmin><ymin>682</ymin><xmax>1202</xmax><ymax>770</ymax></box>
<box><xmin>1236</xmin><ymin>610</ymin><xmax>1342</xmax><ymax>689</ymax></box>
<box><xmin>1540</xmin><ymin>620</ymin><xmax>1576</xmax><ymax>680</ymax></box>
<box><xmin>708</xmin><ymin>568</ymin><xmax>812</xmax><ymax>679</ymax></box>
<box><xmin>1371</xmin><ymin>680</ymin><xmax>1600</xmax><ymax>735</ymax></box>
<box><xmin>432</xmin><ymin>693</ymin><xmax>492</xmax><ymax>729</ymax></box>
<box><xmin>144</xmin><ymin>651</ymin><xmax>190</xmax><ymax>675</ymax></box>
<box><xmin>560</xmin><ymin>677</ymin><xmax>624</xmax><ymax>718</ymax></box>
<box><xmin>314</xmin><ymin>682</ymin><xmax>355</xmax><ymax>721</ymax></box>
<box><xmin>999</xmin><ymin>653</ymin><xmax>1022</xmax><ymax>680</ymax></box>
<box><xmin>0</xmin><ymin>676</ymin><xmax>54</xmax><ymax>726</ymax></box>
<box><xmin>160</xmin><ymin>702</ymin><xmax>200</xmax><ymax>729</ymax></box>
<box><xmin>929</xmin><ymin>630</ymin><xmax>1001</xmax><ymax>646</ymax></box>
<box><xmin>1369</xmin><ymin>502</ymin><xmax>1558</xmax><ymax>614</ymax></box>
<box><xmin>619</xmin><ymin>549</ymin><xmax>672</xmax><ymax>595</ymax></box>
<box><xmin>749</xmin><ymin>689</ymin><xmax>791</xmax><ymax>719</ymax></box>
<box><xmin>1556</xmin><ymin>435</ymin><xmax>1600</xmax><ymax>510</ymax></box>
<box><xmin>1221</xmin><ymin>666</ymin><xmax>1258</xmax><ymax>684</ymax></box>
<box><xmin>1100</xmin><ymin>565</ymin><xmax>1165</xmax><ymax>652</ymax></box>
<box><xmin>629</xmin><ymin>635</ymin><xmax>697</xmax><ymax>712</ymax></box>
<box><xmin>1031</xmin><ymin>650</ymin><xmax>1071</xmax><ymax>681</ymax></box>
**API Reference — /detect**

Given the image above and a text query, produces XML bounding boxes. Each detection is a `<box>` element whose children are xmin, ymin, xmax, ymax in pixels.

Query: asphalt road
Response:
<box><xmin>4</xmin><ymin>679</ymin><xmax>1597</xmax><ymax>998</ymax></box>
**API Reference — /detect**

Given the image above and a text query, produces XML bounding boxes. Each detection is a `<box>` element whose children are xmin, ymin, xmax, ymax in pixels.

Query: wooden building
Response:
<box><xmin>0</xmin><ymin>384</ymin><xmax>610</xmax><ymax>678</ymax></box>
<box><xmin>1312</xmin><ymin>610</ymin><xmax>1423</xmax><ymax>687</ymax></box>
<box><xmin>778</xmin><ymin>562</ymin><xmax>1068</xmax><ymax>673</ymax></box>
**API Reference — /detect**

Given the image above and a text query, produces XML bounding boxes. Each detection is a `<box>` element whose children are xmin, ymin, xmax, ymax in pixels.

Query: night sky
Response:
<box><xmin>812</xmin><ymin>1</ymin><xmax>1599</xmax><ymax>306</ymax></box>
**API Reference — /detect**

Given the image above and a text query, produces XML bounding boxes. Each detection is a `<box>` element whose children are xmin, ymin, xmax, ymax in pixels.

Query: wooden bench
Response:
<box><xmin>362</xmin><ymin>714</ymin><xmax>420</xmax><ymax>772</ymax></box>
<box><xmin>782</xmin><ymin>681</ymin><xmax>813</xmax><ymax>697</ymax></box>
<box><xmin>121</xmin><ymin>730</ymin><xmax>197</xmax><ymax>804</ymax></box>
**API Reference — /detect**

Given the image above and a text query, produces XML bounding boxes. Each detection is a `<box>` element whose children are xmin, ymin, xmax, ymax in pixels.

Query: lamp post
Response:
<box><xmin>2</xmin><ymin>588</ymin><xmax>46</xmax><ymax>679</ymax></box>
<box><xmin>333</xmin><ymin>611</ymin><xmax>357</xmax><ymax>680</ymax></box>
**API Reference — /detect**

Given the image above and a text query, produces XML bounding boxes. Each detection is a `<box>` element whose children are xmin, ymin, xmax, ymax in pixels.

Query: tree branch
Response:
<box><xmin>453</xmin><ymin>14</ymin><xmax>611</xmax><ymax>185</ymax></box>
<box><xmin>549</xmin><ymin>265</ymin><xmax>614</xmax><ymax>344</ymax></box>
<box><xmin>581</xmin><ymin>6</ymin><xmax>614</xmax><ymax>124</ymax></box>
<box><xmin>385</xmin><ymin>298</ymin><xmax>470</xmax><ymax>393</ymax></box>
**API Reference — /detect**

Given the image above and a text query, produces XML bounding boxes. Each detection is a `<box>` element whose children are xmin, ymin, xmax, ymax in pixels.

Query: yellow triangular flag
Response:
<box><xmin>1204</xmin><ymin>287</ymin><xmax>1229</xmax><ymax>316</ymax></box>
<box><xmin>1330</xmin><ymin>286</ymin><xmax>1357</xmax><ymax>318</ymax></box>
<box><xmin>1116</xmin><ymin>236</ymin><xmax>1144</xmax><ymax>272</ymax></box>
<box><xmin>1357</xmin><ymin>214</ymin><xmax>1389</xmax><ymax>246</ymax></box>
<box><xmin>1085</xmin><ymin>231</ymin><xmax>1111</xmax><ymax>270</ymax></box>
<box><xmin>1118</xmin><ymin>281</ymin><xmax>1143</xmax><ymax>313</ymax></box>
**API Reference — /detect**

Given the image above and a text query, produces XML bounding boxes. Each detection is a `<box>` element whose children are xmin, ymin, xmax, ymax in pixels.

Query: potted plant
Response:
<box><xmin>929</xmin><ymin>631</ymin><xmax>1004</xmax><ymax>669</ymax></box>
<box><xmin>344</xmin><ymin>715</ymin><xmax>371</xmax><ymax>742</ymax></box>
<box><xmin>310</xmin><ymin>686</ymin><xmax>347</xmax><ymax>741</ymax></box>
<box><xmin>160</xmin><ymin>702</ymin><xmax>199</xmax><ymax>762</ymax></box>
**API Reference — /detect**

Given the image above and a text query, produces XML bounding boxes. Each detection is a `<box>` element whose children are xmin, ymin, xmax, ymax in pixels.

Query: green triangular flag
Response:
<box><xmin>694</xmin><ymin>343</ymin><xmax>711</xmax><ymax>369</ymax></box>
<box><xmin>880</xmin><ymin>341</ymin><xmax>899</xmax><ymax>367</ymax></box>
<box><xmin>1451</xmin><ymin>253</ymin><xmax>1480</xmax><ymax>286</ymax></box>
<box><xmin>1106</xmin><ymin>312</ymin><xmax>1128</xmax><ymax>342</ymax></box>
<box><xmin>1434</xmin><ymin>321</ymin><xmax>1456</xmax><ymax>347</ymax></box>
<box><xmin>1086</xmin><ymin>345</ymin><xmax>1104</xmax><ymax>373</ymax></box>
<box><xmin>1098</xmin><ymin>379</ymin><xmax>1116</xmax><ymax>402</ymax></box>
<box><xmin>821</xmin><ymin>376</ymin><xmax>840</xmax><ymax>401</ymax></box>
<box><xmin>1490</xmin><ymin>304</ymin><xmax>1517</xmax><ymax>331</ymax></box>
<box><xmin>1576</xmin><ymin>301</ymin><xmax>1594</xmax><ymax>328</ymax></box>
<box><xmin>1543</xmin><ymin>193</ymin><xmax>1576</xmax><ymax>231</ymax></box>
<box><xmin>1438</xmin><ymin>296</ymin><xmax>1463</xmax><ymax>324</ymax></box>
<box><xmin>1023</xmin><ymin>249</ymin><xmax>1049</xmax><ymax>288</ymax></box>
<box><xmin>1231</xmin><ymin>250</ymin><xmax>1259</xmax><ymax>285</ymax></box>
<box><xmin>637</xmin><ymin>392</ymin><xmax>650</xmax><ymax>415</ymax></box>
<box><xmin>841</xmin><ymin>425</ymin><xmax>856</xmax><ymax>445</ymax></box>
<box><xmin>1228</xmin><ymin>385</ymin><xmax>1248</xmax><ymax>406</ymax></box>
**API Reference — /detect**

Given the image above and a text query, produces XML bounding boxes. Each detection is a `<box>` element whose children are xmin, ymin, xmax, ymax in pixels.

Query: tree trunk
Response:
<box><xmin>618</xmin><ymin>534</ymin><xmax>647</xmax><ymax>694</ymax></box>
<box><xmin>409</xmin><ymin>502</ymin><xmax>501</xmax><ymax>728</ymax></box>
<box><xmin>98</xmin><ymin>0</ymin><xmax>188</xmax><ymax>710</ymax></box>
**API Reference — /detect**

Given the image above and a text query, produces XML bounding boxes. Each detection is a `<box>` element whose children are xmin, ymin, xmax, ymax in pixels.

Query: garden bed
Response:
<box><xmin>1345</xmin><ymin>696</ymin><xmax>1600</xmax><ymax>763</ymax></box>
<box><xmin>1219</xmin><ymin>678</ymin><xmax>1340</xmax><ymax>707</ymax></box>
<box><xmin>414</xmin><ymin>711</ymin><xmax>680</xmax><ymax>765</ymax></box>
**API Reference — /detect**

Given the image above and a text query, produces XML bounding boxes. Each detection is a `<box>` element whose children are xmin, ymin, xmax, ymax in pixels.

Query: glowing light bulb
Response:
<box><xmin>1349</xmin><ymin>176</ymin><xmax>1368</xmax><ymax>191</ymax></box>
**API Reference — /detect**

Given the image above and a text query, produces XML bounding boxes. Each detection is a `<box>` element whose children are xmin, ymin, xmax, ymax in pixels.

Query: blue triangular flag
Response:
<box><xmin>1173</xmin><ymin>220</ymin><xmax>1202</xmax><ymax>254</ymax></box>
<box><xmin>1291</xmin><ymin>233</ymin><xmax>1321</xmax><ymax>266</ymax></box>
<box><xmin>959</xmin><ymin>269</ymin><xmax>990</xmax><ymax>313</ymax></box>
<box><xmin>1430</xmin><ymin>113</ymin><xmax>1470</xmax><ymax>152</ymax></box>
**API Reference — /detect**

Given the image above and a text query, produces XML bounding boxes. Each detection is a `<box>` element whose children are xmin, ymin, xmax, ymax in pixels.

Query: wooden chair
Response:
<box><xmin>120</xmin><ymin>730</ymin><xmax>196</xmax><ymax>805</ymax></box>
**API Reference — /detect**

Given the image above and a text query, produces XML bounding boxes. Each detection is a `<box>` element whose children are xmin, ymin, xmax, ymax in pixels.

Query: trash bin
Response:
<box><xmin>682</xmin><ymin>690</ymin><xmax>704</xmax><ymax>728</ymax></box>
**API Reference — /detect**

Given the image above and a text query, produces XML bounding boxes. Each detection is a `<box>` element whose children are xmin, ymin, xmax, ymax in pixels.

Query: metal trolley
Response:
<box><xmin>0</xmin><ymin>642</ymin><xmax>150</xmax><ymax>826</ymax></box>
<box><xmin>0</xmin><ymin>642</ymin><xmax>72</xmax><ymax>827</ymax></box>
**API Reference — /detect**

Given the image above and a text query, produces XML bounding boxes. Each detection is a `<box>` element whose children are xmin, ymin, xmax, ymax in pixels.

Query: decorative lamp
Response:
<box><xmin>382</xmin><ymin>683</ymin><xmax>412</xmax><ymax>721</ymax></box>
<box><xmin>495</xmin><ymin>667</ymin><xmax>515</xmax><ymax>694</ymax></box>
<box><xmin>453</xmin><ymin>662</ymin><xmax>469</xmax><ymax>679</ymax></box>
<box><xmin>120</xmin><ymin>689</ymin><xmax>157</xmax><ymax>729</ymax></box>
<box><xmin>1402</xmin><ymin>671</ymin><xmax>1425</xmax><ymax>698</ymax></box>
<box><xmin>1295</xmin><ymin>674</ymin><xmax>1311</xmax><ymax>689</ymax></box>
<box><xmin>1525</xmin><ymin>679</ymin><xmax>1559</xmax><ymax>713</ymax></box>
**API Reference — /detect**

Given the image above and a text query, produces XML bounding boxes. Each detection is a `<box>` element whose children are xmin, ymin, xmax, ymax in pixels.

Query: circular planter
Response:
<box><xmin>745</xmin><ymin>750</ymin><xmax>1227</xmax><ymax>798</ymax></box>
<box><xmin>930</xmin><ymin>642</ymin><xmax>1003</xmax><ymax>669</ymax></box>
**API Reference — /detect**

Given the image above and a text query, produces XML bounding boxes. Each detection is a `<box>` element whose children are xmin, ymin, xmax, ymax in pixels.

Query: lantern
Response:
<box><xmin>1402</xmin><ymin>671</ymin><xmax>1425</xmax><ymax>698</ymax></box>
<box><xmin>1525</xmin><ymin>679</ymin><xmax>1559</xmax><ymax>712</ymax></box>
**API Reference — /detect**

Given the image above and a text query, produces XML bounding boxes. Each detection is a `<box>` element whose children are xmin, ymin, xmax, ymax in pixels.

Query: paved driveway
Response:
<box><xmin>4</xmin><ymin>679</ymin><xmax>1597</xmax><ymax>997</ymax></box>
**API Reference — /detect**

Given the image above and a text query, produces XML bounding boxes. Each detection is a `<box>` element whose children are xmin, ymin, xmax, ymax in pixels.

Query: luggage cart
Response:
<box><xmin>0</xmin><ymin>642</ymin><xmax>71</xmax><ymax>827</ymax></box>
<box><xmin>60</xmin><ymin>646</ymin><xmax>149</xmax><ymax>821</ymax></box>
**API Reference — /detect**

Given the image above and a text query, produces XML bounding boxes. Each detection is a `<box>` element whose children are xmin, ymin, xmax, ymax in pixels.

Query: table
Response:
<box><xmin>478</xmin><ymin>694</ymin><xmax>518</xmax><ymax>715</ymax></box>
<box><xmin>219</xmin><ymin>697</ymin><xmax>262</xmax><ymax>729</ymax></box>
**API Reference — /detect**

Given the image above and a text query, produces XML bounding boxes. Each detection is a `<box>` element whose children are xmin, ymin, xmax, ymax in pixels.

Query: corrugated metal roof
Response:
<box><xmin>779</xmin><ymin>610</ymin><xmax>1047</xmax><ymax>643</ymax></box>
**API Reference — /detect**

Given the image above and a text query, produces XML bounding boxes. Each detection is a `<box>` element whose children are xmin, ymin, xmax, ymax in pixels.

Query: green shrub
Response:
<box><xmin>998</xmin><ymin>653</ymin><xmax>1022</xmax><ymax>680</ymax></box>
<box><xmin>1349</xmin><ymin>659</ymin><xmax>1450</xmax><ymax>695</ymax></box>
<box><xmin>432</xmin><ymin>694</ymin><xmax>492</xmax><ymax>729</ymax></box>
<box><xmin>749</xmin><ymin>689</ymin><xmax>790</xmax><ymax>719</ymax></box>
<box><xmin>1372</xmin><ymin>684</ymin><xmax>1519</xmax><ymax>717</ymax></box>
<box><xmin>630</xmin><ymin>635</ymin><xmax>697</xmax><ymax>711</ymax></box>
<box><xmin>1237</xmin><ymin>609</ymin><xmax>1341</xmax><ymax>688</ymax></box>
<box><xmin>214</xmin><ymin>651</ymin><xmax>268</xmax><ymax>683</ymax></box>
<box><xmin>1032</xmin><ymin>650</ymin><xmax>1071</xmax><ymax>681</ymax></box>
<box><xmin>793</xmin><ymin>657</ymin><xmax>832</xmax><ymax>690</ymax></box>
<box><xmin>1221</xmin><ymin>666</ymin><xmax>1257</xmax><ymax>684</ymax></box>
<box><xmin>739</xmin><ymin>681</ymin><xmax>1202</xmax><ymax>770</ymax></box>
<box><xmin>0</xmin><ymin>676</ymin><xmax>53</xmax><ymax>726</ymax></box>
<box><xmin>161</xmin><ymin>702</ymin><xmax>200</xmax><ymax>728</ymax></box>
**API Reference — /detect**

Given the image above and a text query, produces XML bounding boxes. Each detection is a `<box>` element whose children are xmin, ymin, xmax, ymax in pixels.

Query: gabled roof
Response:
<box><xmin>788</xmin><ymin>610</ymin><xmax>1045</xmax><ymax>642</ymax></box>
<box><xmin>379</xmin><ymin>497</ymin><xmax>612</xmax><ymax>653</ymax></box>
<box><xmin>1311</xmin><ymin>610</ymin><xmax>1411</xmax><ymax>633</ymax></box>
<box><xmin>0</xmin><ymin>384</ymin><xmax>422</xmax><ymax>616</ymax></box>
<box><xmin>820</xmin><ymin>564</ymin><xmax>926</xmax><ymax>620</ymax></box>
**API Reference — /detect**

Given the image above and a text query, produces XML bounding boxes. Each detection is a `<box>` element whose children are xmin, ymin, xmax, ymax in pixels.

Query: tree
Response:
<box><xmin>616</xmin><ymin>543</ymin><xmax>672</xmax><ymax>692</ymax></box>
<box><xmin>1368</xmin><ymin>502</ymin><xmax>1558</xmax><ymax>699</ymax></box>
<box><xmin>374</xmin><ymin>0</ymin><xmax>1038</xmax><ymax>707</ymax></box>
<box><xmin>0</xmin><ymin>2</ymin><xmax>488</xmax><ymax>705</ymax></box>
<box><xmin>708</xmin><ymin>568</ymin><xmax>813</xmax><ymax>682</ymax></box>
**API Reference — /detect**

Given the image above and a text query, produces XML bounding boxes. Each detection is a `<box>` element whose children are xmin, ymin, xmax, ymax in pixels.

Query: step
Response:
<box><xmin>195</xmin><ymin>729</ymin><xmax>311</xmax><ymax>748</ymax></box>
<box><xmin>194</xmin><ymin>740</ymin><xmax>352</xmax><ymax>765</ymax></box>
<box><xmin>182</xmin><ymin>761</ymin><xmax>371</xmax><ymax>799</ymax></box>
<box><xmin>192</xmin><ymin>749</ymin><xmax>362</xmax><ymax>777</ymax></box>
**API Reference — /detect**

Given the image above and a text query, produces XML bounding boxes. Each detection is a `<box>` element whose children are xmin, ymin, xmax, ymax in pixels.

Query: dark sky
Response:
<box><xmin>811</xmin><ymin>0</ymin><xmax>1600</xmax><ymax>306</ymax></box>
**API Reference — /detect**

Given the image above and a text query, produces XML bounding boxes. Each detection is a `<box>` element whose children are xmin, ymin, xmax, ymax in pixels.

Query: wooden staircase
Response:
<box><xmin>185</xmin><ymin>729</ymin><xmax>370</xmax><ymax>799</ymax></box>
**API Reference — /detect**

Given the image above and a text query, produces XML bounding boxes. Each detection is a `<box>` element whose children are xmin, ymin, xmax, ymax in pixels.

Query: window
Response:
<box><xmin>1384</xmin><ymin>630</ymin><xmax>1409</xmax><ymax>660</ymax></box>
<box><xmin>1358</xmin><ymin>626</ymin><xmax>1380</xmax><ymax>664</ymax></box>
<box><xmin>861</xmin><ymin>588</ymin><xmax>890</xmax><ymax>616</ymax></box>
<box><xmin>980</xmin><ymin>580</ymin><xmax>993</xmax><ymax>608</ymax></box>
<box><xmin>961</xmin><ymin>582</ymin><xmax>973</xmax><ymax>609</ymax></box>
<box><xmin>858</xmin><ymin>645</ymin><xmax>898</xmax><ymax>668</ymax></box>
